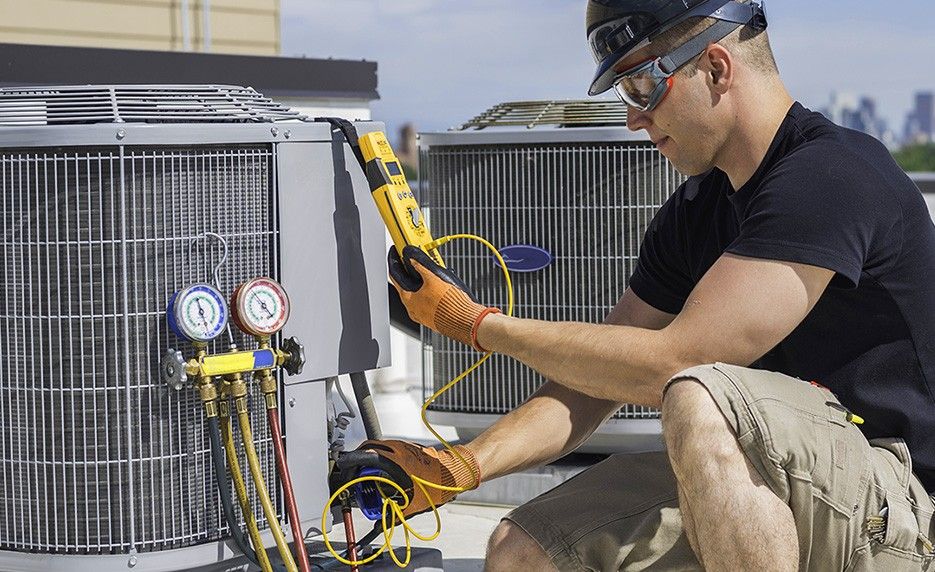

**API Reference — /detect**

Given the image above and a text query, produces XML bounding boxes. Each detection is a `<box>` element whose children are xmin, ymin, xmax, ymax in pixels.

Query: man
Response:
<box><xmin>364</xmin><ymin>0</ymin><xmax>935</xmax><ymax>569</ymax></box>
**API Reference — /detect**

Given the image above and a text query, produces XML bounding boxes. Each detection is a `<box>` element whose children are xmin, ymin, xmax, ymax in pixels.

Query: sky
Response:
<box><xmin>280</xmin><ymin>0</ymin><xmax>935</xmax><ymax>144</ymax></box>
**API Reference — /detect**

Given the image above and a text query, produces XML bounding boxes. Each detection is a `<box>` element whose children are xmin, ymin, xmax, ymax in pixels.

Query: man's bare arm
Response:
<box><xmin>467</xmin><ymin>288</ymin><xmax>675</xmax><ymax>481</ymax></box>
<box><xmin>475</xmin><ymin>254</ymin><xmax>834</xmax><ymax>408</ymax></box>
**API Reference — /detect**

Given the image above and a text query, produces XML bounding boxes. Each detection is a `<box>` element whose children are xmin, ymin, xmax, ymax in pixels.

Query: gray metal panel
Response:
<box><xmin>0</xmin><ymin>527</ymin><xmax>278</xmax><ymax>572</ymax></box>
<box><xmin>418</xmin><ymin>125</ymin><xmax>651</xmax><ymax>148</ymax></box>
<box><xmin>281</xmin><ymin>380</ymin><xmax>329</xmax><ymax>534</ymax></box>
<box><xmin>0</xmin><ymin>122</ymin><xmax>334</xmax><ymax>148</ymax></box>
<box><xmin>276</xmin><ymin>124</ymin><xmax>391</xmax><ymax>382</ymax></box>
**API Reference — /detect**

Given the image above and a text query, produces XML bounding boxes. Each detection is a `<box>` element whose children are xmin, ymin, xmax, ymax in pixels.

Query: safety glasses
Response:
<box><xmin>612</xmin><ymin>58</ymin><xmax>681</xmax><ymax>112</ymax></box>
<box><xmin>610</xmin><ymin>12</ymin><xmax>752</xmax><ymax>112</ymax></box>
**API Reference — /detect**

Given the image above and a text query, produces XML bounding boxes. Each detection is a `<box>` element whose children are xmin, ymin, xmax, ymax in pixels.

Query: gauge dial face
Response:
<box><xmin>169</xmin><ymin>284</ymin><xmax>229</xmax><ymax>343</ymax></box>
<box><xmin>232</xmin><ymin>277</ymin><xmax>290</xmax><ymax>337</ymax></box>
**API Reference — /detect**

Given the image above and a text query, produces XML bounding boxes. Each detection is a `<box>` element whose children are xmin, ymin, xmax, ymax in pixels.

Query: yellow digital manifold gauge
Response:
<box><xmin>358</xmin><ymin>131</ymin><xmax>445</xmax><ymax>267</ymax></box>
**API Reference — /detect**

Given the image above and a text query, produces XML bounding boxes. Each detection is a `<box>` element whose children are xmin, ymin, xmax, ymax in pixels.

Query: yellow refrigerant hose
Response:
<box><xmin>220</xmin><ymin>398</ymin><xmax>274</xmax><ymax>572</ymax></box>
<box><xmin>235</xmin><ymin>394</ymin><xmax>299</xmax><ymax>572</ymax></box>
<box><xmin>321</xmin><ymin>233</ymin><xmax>515</xmax><ymax>567</ymax></box>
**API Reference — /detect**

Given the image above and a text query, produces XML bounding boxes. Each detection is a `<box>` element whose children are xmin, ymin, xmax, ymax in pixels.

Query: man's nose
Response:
<box><xmin>626</xmin><ymin>105</ymin><xmax>650</xmax><ymax>132</ymax></box>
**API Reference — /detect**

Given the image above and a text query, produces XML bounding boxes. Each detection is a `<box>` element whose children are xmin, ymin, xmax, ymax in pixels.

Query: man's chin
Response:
<box><xmin>667</xmin><ymin>155</ymin><xmax>711</xmax><ymax>177</ymax></box>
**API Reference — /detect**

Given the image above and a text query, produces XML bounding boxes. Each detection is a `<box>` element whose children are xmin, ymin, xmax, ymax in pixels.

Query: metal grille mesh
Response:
<box><xmin>0</xmin><ymin>85</ymin><xmax>305</xmax><ymax>125</ymax></box>
<box><xmin>419</xmin><ymin>142</ymin><xmax>684</xmax><ymax>419</ymax></box>
<box><xmin>457</xmin><ymin>100</ymin><xmax>627</xmax><ymax>130</ymax></box>
<box><xmin>0</xmin><ymin>146</ymin><xmax>281</xmax><ymax>553</ymax></box>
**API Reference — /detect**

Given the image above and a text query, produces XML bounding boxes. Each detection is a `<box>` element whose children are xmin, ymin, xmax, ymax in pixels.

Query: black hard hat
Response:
<box><xmin>586</xmin><ymin>0</ymin><xmax>767</xmax><ymax>96</ymax></box>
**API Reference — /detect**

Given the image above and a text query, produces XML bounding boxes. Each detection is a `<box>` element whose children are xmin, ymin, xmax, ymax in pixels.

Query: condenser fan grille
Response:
<box><xmin>0</xmin><ymin>146</ymin><xmax>281</xmax><ymax>553</ymax></box>
<box><xmin>420</xmin><ymin>140</ymin><xmax>685</xmax><ymax>420</ymax></box>
<box><xmin>0</xmin><ymin>85</ymin><xmax>305</xmax><ymax>126</ymax></box>
<box><xmin>456</xmin><ymin>99</ymin><xmax>627</xmax><ymax>130</ymax></box>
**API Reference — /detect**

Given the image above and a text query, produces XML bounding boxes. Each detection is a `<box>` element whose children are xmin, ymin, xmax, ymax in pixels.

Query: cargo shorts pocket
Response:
<box><xmin>845</xmin><ymin>495</ymin><xmax>933</xmax><ymax>571</ymax></box>
<box><xmin>845</xmin><ymin>439</ymin><xmax>935</xmax><ymax>571</ymax></box>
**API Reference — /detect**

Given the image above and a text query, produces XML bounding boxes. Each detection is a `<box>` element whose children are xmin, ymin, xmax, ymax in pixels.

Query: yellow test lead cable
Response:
<box><xmin>320</xmin><ymin>233</ymin><xmax>515</xmax><ymax>568</ymax></box>
<box><xmin>418</xmin><ymin>233</ymin><xmax>514</xmax><ymax>492</ymax></box>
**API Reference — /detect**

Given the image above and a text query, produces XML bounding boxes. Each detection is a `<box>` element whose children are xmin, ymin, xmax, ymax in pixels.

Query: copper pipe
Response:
<box><xmin>342</xmin><ymin>502</ymin><xmax>359</xmax><ymax>572</ymax></box>
<box><xmin>268</xmin><ymin>408</ymin><xmax>311</xmax><ymax>572</ymax></box>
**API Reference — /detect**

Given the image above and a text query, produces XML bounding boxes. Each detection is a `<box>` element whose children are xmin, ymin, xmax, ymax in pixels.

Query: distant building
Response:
<box><xmin>1</xmin><ymin>0</ymin><xmax>279</xmax><ymax>55</ymax></box>
<box><xmin>904</xmin><ymin>92</ymin><xmax>934</xmax><ymax>145</ymax></box>
<box><xmin>820</xmin><ymin>92</ymin><xmax>895</xmax><ymax>148</ymax></box>
<box><xmin>0</xmin><ymin>2</ymin><xmax>379</xmax><ymax>122</ymax></box>
<box><xmin>396</xmin><ymin>123</ymin><xmax>419</xmax><ymax>174</ymax></box>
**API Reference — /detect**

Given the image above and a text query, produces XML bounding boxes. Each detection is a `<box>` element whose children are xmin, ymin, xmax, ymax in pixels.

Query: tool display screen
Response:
<box><xmin>385</xmin><ymin>161</ymin><xmax>402</xmax><ymax>177</ymax></box>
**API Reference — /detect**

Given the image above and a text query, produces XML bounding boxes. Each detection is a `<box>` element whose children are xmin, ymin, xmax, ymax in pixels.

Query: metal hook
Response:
<box><xmin>188</xmin><ymin>232</ymin><xmax>235</xmax><ymax>345</ymax></box>
<box><xmin>203</xmin><ymin>232</ymin><xmax>229</xmax><ymax>291</ymax></box>
<box><xmin>188</xmin><ymin>232</ymin><xmax>229</xmax><ymax>291</ymax></box>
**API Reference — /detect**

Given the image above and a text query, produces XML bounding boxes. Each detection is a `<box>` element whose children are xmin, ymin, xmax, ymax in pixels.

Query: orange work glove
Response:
<box><xmin>357</xmin><ymin>439</ymin><xmax>481</xmax><ymax>517</ymax></box>
<box><xmin>388</xmin><ymin>245</ymin><xmax>500</xmax><ymax>351</ymax></box>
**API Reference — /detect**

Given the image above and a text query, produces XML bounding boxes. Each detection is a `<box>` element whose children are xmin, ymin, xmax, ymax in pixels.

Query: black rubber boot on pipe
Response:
<box><xmin>349</xmin><ymin>372</ymin><xmax>383</xmax><ymax>440</ymax></box>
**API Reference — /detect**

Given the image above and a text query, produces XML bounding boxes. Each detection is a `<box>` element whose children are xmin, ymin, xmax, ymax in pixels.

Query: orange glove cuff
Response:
<box><xmin>441</xmin><ymin>444</ymin><xmax>483</xmax><ymax>491</ymax></box>
<box><xmin>470</xmin><ymin>307</ymin><xmax>501</xmax><ymax>352</ymax></box>
<box><xmin>433</xmin><ymin>288</ymin><xmax>489</xmax><ymax>348</ymax></box>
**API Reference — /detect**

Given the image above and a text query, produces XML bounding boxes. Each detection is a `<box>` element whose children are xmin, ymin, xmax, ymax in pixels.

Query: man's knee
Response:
<box><xmin>485</xmin><ymin>520</ymin><xmax>556</xmax><ymax>572</ymax></box>
<box><xmin>661</xmin><ymin>369</ymin><xmax>746</xmax><ymax>477</ymax></box>
<box><xmin>662</xmin><ymin>369</ymin><xmax>727</xmax><ymax>445</ymax></box>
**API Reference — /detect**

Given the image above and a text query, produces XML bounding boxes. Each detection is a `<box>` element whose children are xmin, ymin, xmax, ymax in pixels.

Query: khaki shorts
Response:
<box><xmin>505</xmin><ymin>363</ymin><xmax>935</xmax><ymax>571</ymax></box>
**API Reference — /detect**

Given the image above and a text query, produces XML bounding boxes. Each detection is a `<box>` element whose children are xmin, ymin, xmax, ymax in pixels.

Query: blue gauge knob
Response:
<box><xmin>167</xmin><ymin>284</ymin><xmax>229</xmax><ymax>343</ymax></box>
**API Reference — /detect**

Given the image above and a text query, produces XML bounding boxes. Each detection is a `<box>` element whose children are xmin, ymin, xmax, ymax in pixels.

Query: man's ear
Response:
<box><xmin>704</xmin><ymin>43</ymin><xmax>733</xmax><ymax>94</ymax></box>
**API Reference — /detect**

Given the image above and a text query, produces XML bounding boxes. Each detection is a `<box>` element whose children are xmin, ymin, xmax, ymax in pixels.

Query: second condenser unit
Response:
<box><xmin>418</xmin><ymin>100</ymin><xmax>685</xmax><ymax>451</ymax></box>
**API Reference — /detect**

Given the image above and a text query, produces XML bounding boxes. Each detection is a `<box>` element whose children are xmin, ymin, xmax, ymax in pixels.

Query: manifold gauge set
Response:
<box><xmin>166</xmin><ymin>278</ymin><xmax>292</xmax><ymax>344</ymax></box>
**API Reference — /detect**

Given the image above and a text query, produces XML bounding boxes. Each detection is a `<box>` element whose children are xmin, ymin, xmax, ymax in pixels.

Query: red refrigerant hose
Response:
<box><xmin>268</xmin><ymin>409</ymin><xmax>311</xmax><ymax>572</ymax></box>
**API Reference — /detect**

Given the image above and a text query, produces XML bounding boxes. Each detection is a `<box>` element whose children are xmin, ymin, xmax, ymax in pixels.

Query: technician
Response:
<box><xmin>366</xmin><ymin>0</ymin><xmax>935</xmax><ymax>569</ymax></box>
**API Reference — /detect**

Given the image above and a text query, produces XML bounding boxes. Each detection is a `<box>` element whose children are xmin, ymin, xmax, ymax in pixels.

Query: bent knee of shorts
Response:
<box><xmin>486</xmin><ymin>520</ymin><xmax>550</xmax><ymax>569</ymax></box>
<box><xmin>660</xmin><ymin>364</ymin><xmax>722</xmax><ymax>423</ymax></box>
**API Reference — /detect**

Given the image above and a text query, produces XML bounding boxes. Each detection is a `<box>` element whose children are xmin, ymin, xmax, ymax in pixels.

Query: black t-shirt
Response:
<box><xmin>629</xmin><ymin>102</ymin><xmax>935</xmax><ymax>492</ymax></box>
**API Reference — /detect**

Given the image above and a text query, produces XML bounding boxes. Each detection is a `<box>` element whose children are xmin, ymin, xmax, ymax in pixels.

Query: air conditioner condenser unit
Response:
<box><xmin>0</xmin><ymin>85</ymin><xmax>390</xmax><ymax>571</ymax></box>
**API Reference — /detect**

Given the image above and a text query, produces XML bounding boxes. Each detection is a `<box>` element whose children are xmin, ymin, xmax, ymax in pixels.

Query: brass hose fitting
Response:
<box><xmin>256</xmin><ymin>337</ymin><xmax>279</xmax><ymax>411</ymax></box>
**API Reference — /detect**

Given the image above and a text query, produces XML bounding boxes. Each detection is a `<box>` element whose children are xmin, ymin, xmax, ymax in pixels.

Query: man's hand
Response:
<box><xmin>388</xmin><ymin>245</ymin><xmax>500</xmax><ymax>350</ymax></box>
<box><xmin>354</xmin><ymin>439</ymin><xmax>481</xmax><ymax>517</ymax></box>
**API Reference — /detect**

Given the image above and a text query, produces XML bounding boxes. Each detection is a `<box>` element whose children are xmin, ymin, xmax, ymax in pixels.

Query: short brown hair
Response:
<box><xmin>652</xmin><ymin>2</ymin><xmax>778</xmax><ymax>76</ymax></box>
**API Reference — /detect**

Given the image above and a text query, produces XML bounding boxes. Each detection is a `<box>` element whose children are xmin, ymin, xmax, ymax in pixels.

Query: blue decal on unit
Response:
<box><xmin>253</xmin><ymin>349</ymin><xmax>275</xmax><ymax>369</ymax></box>
<box><xmin>494</xmin><ymin>245</ymin><xmax>553</xmax><ymax>273</ymax></box>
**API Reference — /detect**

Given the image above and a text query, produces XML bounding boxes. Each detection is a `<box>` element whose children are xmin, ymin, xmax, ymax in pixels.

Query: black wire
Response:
<box><xmin>206</xmin><ymin>414</ymin><xmax>288</xmax><ymax>572</ymax></box>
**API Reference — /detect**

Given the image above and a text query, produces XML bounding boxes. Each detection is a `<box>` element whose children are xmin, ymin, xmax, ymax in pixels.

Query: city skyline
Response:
<box><xmin>281</xmin><ymin>1</ymin><xmax>934</xmax><ymax>142</ymax></box>
<box><xmin>819</xmin><ymin>90</ymin><xmax>934</xmax><ymax>149</ymax></box>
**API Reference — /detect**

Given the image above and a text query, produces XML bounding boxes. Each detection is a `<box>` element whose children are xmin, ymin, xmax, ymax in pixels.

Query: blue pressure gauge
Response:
<box><xmin>166</xmin><ymin>284</ymin><xmax>229</xmax><ymax>343</ymax></box>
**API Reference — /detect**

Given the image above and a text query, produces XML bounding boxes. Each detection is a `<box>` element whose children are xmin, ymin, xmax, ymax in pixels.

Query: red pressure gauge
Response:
<box><xmin>230</xmin><ymin>277</ymin><xmax>291</xmax><ymax>337</ymax></box>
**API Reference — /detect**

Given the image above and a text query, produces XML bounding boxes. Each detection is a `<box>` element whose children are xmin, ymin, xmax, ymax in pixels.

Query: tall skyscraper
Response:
<box><xmin>820</xmin><ymin>92</ymin><xmax>893</xmax><ymax>147</ymax></box>
<box><xmin>904</xmin><ymin>91</ymin><xmax>934</xmax><ymax>144</ymax></box>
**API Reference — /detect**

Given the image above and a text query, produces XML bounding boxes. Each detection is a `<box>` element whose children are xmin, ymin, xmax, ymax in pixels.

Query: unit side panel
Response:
<box><xmin>276</xmin><ymin>140</ymin><xmax>390</xmax><ymax>382</ymax></box>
